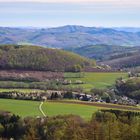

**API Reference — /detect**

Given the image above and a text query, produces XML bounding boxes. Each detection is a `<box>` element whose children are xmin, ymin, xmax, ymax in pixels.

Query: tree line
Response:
<box><xmin>0</xmin><ymin>110</ymin><xmax>140</xmax><ymax>140</ymax></box>
<box><xmin>0</xmin><ymin>80</ymin><xmax>83</xmax><ymax>92</ymax></box>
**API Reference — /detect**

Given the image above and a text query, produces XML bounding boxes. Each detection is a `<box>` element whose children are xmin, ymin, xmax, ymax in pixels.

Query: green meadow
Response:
<box><xmin>0</xmin><ymin>99</ymin><xmax>98</xmax><ymax>119</ymax></box>
<box><xmin>0</xmin><ymin>99</ymin><xmax>139</xmax><ymax>119</ymax></box>
<box><xmin>65</xmin><ymin>72</ymin><xmax>127</xmax><ymax>91</ymax></box>
<box><xmin>42</xmin><ymin>102</ymin><xmax>98</xmax><ymax>119</ymax></box>
<box><xmin>0</xmin><ymin>99</ymin><xmax>41</xmax><ymax>117</ymax></box>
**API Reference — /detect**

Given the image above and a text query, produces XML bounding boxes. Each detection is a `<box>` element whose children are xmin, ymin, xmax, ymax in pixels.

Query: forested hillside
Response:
<box><xmin>67</xmin><ymin>45</ymin><xmax>140</xmax><ymax>61</ymax></box>
<box><xmin>66</xmin><ymin>45</ymin><xmax>128</xmax><ymax>60</ymax></box>
<box><xmin>0</xmin><ymin>45</ymin><xmax>95</xmax><ymax>72</ymax></box>
<box><xmin>67</xmin><ymin>44</ymin><xmax>140</xmax><ymax>69</ymax></box>
<box><xmin>103</xmin><ymin>52</ymin><xmax>140</xmax><ymax>69</ymax></box>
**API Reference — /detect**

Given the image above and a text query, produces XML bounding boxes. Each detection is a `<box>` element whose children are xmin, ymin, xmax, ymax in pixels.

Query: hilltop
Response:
<box><xmin>0</xmin><ymin>25</ymin><xmax>140</xmax><ymax>48</ymax></box>
<box><xmin>0</xmin><ymin>45</ymin><xmax>95</xmax><ymax>72</ymax></box>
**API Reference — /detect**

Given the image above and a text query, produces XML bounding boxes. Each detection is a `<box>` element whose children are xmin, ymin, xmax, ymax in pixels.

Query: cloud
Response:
<box><xmin>0</xmin><ymin>0</ymin><xmax>139</xmax><ymax>27</ymax></box>
<box><xmin>0</xmin><ymin>0</ymin><xmax>139</xmax><ymax>8</ymax></box>
<box><xmin>0</xmin><ymin>0</ymin><xmax>138</xmax><ymax>3</ymax></box>
<box><xmin>0</xmin><ymin>0</ymin><xmax>112</xmax><ymax>2</ymax></box>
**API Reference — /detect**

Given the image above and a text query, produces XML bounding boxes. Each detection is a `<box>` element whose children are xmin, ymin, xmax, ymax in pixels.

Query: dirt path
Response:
<box><xmin>48</xmin><ymin>100</ymin><xmax>140</xmax><ymax>112</ymax></box>
<box><xmin>39</xmin><ymin>102</ymin><xmax>46</xmax><ymax>117</ymax></box>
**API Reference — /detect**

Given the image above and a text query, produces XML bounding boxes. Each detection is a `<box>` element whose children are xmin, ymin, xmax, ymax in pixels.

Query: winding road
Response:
<box><xmin>39</xmin><ymin>102</ymin><xmax>46</xmax><ymax>117</ymax></box>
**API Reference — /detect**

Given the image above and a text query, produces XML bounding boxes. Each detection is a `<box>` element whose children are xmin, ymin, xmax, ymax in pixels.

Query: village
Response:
<box><xmin>0</xmin><ymin>89</ymin><xmax>138</xmax><ymax>106</ymax></box>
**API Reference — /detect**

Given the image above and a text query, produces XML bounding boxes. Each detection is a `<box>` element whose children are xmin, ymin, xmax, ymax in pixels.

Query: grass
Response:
<box><xmin>0</xmin><ymin>99</ymin><xmax>42</xmax><ymax>117</ymax></box>
<box><xmin>65</xmin><ymin>72</ymin><xmax>127</xmax><ymax>91</ymax></box>
<box><xmin>0</xmin><ymin>99</ymin><xmax>139</xmax><ymax>119</ymax></box>
<box><xmin>42</xmin><ymin>102</ymin><xmax>98</xmax><ymax>119</ymax></box>
<box><xmin>0</xmin><ymin>99</ymin><xmax>98</xmax><ymax>119</ymax></box>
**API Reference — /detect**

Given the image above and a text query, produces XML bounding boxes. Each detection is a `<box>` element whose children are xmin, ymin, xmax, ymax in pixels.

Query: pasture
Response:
<box><xmin>0</xmin><ymin>99</ymin><xmax>41</xmax><ymax>117</ymax></box>
<box><xmin>65</xmin><ymin>72</ymin><xmax>127</xmax><ymax>91</ymax></box>
<box><xmin>42</xmin><ymin>102</ymin><xmax>98</xmax><ymax>119</ymax></box>
<box><xmin>0</xmin><ymin>99</ymin><xmax>139</xmax><ymax>119</ymax></box>
<box><xmin>0</xmin><ymin>99</ymin><xmax>98</xmax><ymax>119</ymax></box>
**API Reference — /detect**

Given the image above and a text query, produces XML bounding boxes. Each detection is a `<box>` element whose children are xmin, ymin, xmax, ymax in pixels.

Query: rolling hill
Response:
<box><xmin>66</xmin><ymin>44</ymin><xmax>126</xmax><ymax>60</ymax></box>
<box><xmin>66</xmin><ymin>44</ymin><xmax>140</xmax><ymax>69</ymax></box>
<box><xmin>1</xmin><ymin>26</ymin><xmax>140</xmax><ymax>70</ymax></box>
<box><xmin>67</xmin><ymin>45</ymin><xmax>140</xmax><ymax>60</ymax></box>
<box><xmin>0</xmin><ymin>26</ymin><xmax>140</xmax><ymax>48</ymax></box>
<box><xmin>0</xmin><ymin>45</ymin><xmax>94</xmax><ymax>72</ymax></box>
<box><xmin>102</xmin><ymin>52</ymin><xmax>140</xmax><ymax>69</ymax></box>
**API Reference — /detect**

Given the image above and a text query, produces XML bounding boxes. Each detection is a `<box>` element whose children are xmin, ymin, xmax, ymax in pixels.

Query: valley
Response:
<box><xmin>0</xmin><ymin>0</ymin><xmax>140</xmax><ymax>139</ymax></box>
<box><xmin>0</xmin><ymin>45</ymin><xmax>139</xmax><ymax>116</ymax></box>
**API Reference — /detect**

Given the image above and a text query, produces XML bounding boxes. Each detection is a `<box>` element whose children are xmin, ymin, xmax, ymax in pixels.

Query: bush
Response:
<box><xmin>63</xmin><ymin>91</ymin><xmax>74</xmax><ymax>99</ymax></box>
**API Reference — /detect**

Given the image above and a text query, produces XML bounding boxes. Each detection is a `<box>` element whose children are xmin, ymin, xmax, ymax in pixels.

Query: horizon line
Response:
<box><xmin>0</xmin><ymin>25</ymin><xmax>140</xmax><ymax>28</ymax></box>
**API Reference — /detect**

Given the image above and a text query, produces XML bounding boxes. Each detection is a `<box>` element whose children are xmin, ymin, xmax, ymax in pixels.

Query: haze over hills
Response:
<box><xmin>0</xmin><ymin>25</ymin><xmax>140</xmax><ymax>48</ymax></box>
<box><xmin>113</xmin><ymin>27</ymin><xmax>140</xmax><ymax>33</ymax></box>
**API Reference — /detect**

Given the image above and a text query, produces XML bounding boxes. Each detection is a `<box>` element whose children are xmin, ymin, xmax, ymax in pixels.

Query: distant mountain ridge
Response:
<box><xmin>113</xmin><ymin>27</ymin><xmax>140</xmax><ymax>33</ymax></box>
<box><xmin>0</xmin><ymin>25</ymin><xmax>140</xmax><ymax>48</ymax></box>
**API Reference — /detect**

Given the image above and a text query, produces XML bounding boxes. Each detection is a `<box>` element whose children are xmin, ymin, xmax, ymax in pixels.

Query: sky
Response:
<box><xmin>0</xmin><ymin>0</ymin><xmax>139</xmax><ymax>27</ymax></box>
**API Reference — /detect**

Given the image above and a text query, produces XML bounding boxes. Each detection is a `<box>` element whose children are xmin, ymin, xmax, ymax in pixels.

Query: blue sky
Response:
<box><xmin>0</xmin><ymin>0</ymin><xmax>139</xmax><ymax>27</ymax></box>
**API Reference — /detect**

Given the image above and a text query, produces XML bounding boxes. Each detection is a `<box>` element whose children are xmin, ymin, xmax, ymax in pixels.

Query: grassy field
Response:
<box><xmin>0</xmin><ymin>99</ymin><xmax>139</xmax><ymax>119</ymax></box>
<box><xmin>65</xmin><ymin>72</ymin><xmax>127</xmax><ymax>91</ymax></box>
<box><xmin>42</xmin><ymin>102</ymin><xmax>98</xmax><ymax>119</ymax></box>
<box><xmin>0</xmin><ymin>99</ymin><xmax>42</xmax><ymax>117</ymax></box>
<box><xmin>0</xmin><ymin>99</ymin><xmax>98</xmax><ymax>119</ymax></box>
